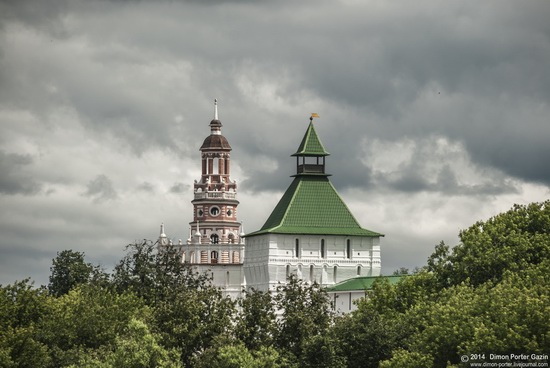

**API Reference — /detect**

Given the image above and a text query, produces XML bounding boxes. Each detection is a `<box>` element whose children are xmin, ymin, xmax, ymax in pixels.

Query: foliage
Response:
<box><xmin>274</xmin><ymin>274</ymin><xmax>337</xmax><ymax>366</ymax></box>
<box><xmin>192</xmin><ymin>334</ymin><xmax>287</xmax><ymax>368</ymax></box>
<box><xmin>154</xmin><ymin>285</ymin><xmax>235</xmax><ymax>366</ymax></box>
<box><xmin>392</xmin><ymin>267</ymin><xmax>410</xmax><ymax>275</ymax></box>
<box><xmin>429</xmin><ymin>201</ymin><xmax>550</xmax><ymax>287</ymax></box>
<box><xmin>48</xmin><ymin>250</ymin><xmax>96</xmax><ymax>297</ymax></box>
<box><xmin>0</xmin><ymin>279</ymin><xmax>51</xmax><ymax>368</ymax></box>
<box><xmin>69</xmin><ymin>318</ymin><xmax>182</xmax><ymax>368</ymax></box>
<box><xmin>337</xmin><ymin>201</ymin><xmax>550</xmax><ymax>367</ymax></box>
<box><xmin>334</xmin><ymin>286</ymin><xmax>409</xmax><ymax>368</ymax></box>
<box><xmin>379</xmin><ymin>349</ymin><xmax>433</xmax><ymax>368</ymax></box>
<box><xmin>1</xmin><ymin>201</ymin><xmax>549</xmax><ymax>368</ymax></box>
<box><xmin>39</xmin><ymin>284</ymin><xmax>145</xmax><ymax>367</ymax></box>
<box><xmin>191</xmin><ymin>335</ymin><xmax>256</xmax><ymax>368</ymax></box>
<box><xmin>112</xmin><ymin>241</ymin><xmax>236</xmax><ymax>366</ymax></box>
<box><xmin>112</xmin><ymin>241</ymin><xmax>212</xmax><ymax>304</ymax></box>
<box><xmin>235</xmin><ymin>288</ymin><xmax>276</xmax><ymax>351</ymax></box>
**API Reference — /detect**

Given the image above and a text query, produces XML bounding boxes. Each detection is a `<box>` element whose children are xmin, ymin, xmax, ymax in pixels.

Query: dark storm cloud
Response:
<box><xmin>84</xmin><ymin>174</ymin><xmax>118</xmax><ymax>202</ymax></box>
<box><xmin>296</xmin><ymin>3</ymin><xmax>550</xmax><ymax>187</ymax></box>
<box><xmin>0</xmin><ymin>0</ymin><xmax>68</xmax><ymax>31</ymax></box>
<box><xmin>6</xmin><ymin>0</ymin><xmax>546</xmax><ymax>190</ymax></box>
<box><xmin>382</xmin><ymin>165</ymin><xmax>518</xmax><ymax>196</ymax></box>
<box><xmin>0</xmin><ymin>151</ymin><xmax>42</xmax><ymax>195</ymax></box>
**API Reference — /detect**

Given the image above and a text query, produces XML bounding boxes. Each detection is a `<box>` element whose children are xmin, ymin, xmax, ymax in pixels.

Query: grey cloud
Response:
<box><xmin>0</xmin><ymin>151</ymin><xmax>42</xmax><ymax>195</ymax></box>
<box><xmin>1</xmin><ymin>0</ymin><xmax>549</xmax><ymax>286</ymax></box>
<box><xmin>0</xmin><ymin>0</ymin><xmax>68</xmax><ymax>30</ymax></box>
<box><xmin>384</xmin><ymin>165</ymin><xmax>518</xmax><ymax>197</ymax></box>
<box><xmin>137</xmin><ymin>181</ymin><xmax>155</xmax><ymax>192</ymax></box>
<box><xmin>4</xmin><ymin>0</ymin><xmax>547</xmax><ymax>189</ymax></box>
<box><xmin>84</xmin><ymin>174</ymin><xmax>118</xmax><ymax>202</ymax></box>
<box><xmin>169</xmin><ymin>182</ymin><xmax>189</xmax><ymax>194</ymax></box>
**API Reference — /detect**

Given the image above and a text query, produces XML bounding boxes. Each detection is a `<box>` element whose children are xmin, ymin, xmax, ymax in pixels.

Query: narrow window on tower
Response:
<box><xmin>211</xmin><ymin>250</ymin><xmax>219</xmax><ymax>263</ymax></box>
<box><xmin>320</xmin><ymin>239</ymin><xmax>326</xmax><ymax>259</ymax></box>
<box><xmin>295</xmin><ymin>239</ymin><xmax>300</xmax><ymax>258</ymax></box>
<box><xmin>213</xmin><ymin>157</ymin><xmax>219</xmax><ymax>174</ymax></box>
<box><xmin>346</xmin><ymin>239</ymin><xmax>351</xmax><ymax>259</ymax></box>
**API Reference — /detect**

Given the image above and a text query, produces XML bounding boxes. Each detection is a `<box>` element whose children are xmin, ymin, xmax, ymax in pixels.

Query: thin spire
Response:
<box><xmin>214</xmin><ymin>98</ymin><xmax>218</xmax><ymax>120</ymax></box>
<box><xmin>160</xmin><ymin>223</ymin><xmax>166</xmax><ymax>237</ymax></box>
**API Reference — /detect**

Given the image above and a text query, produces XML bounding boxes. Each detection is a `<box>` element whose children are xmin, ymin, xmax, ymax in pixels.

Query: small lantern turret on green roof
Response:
<box><xmin>292</xmin><ymin>116</ymin><xmax>330</xmax><ymax>176</ymax></box>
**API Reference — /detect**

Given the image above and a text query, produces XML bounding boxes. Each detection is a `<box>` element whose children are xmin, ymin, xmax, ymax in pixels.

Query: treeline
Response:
<box><xmin>1</xmin><ymin>201</ymin><xmax>550</xmax><ymax>367</ymax></box>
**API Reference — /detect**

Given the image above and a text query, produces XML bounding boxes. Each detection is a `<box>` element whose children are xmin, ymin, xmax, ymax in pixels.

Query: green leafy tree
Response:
<box><xmin>274</xmin><ymin>274</ymin><xmax>335</xmax><ymax>366</ymax></box>
<box><xmin>154</xmin><ymin>285</ymin><xmax>235</xmax><ymax>367</ymax></box>
<box><xmin>71</xmin><ymin>318</ymin><xmax>182</xmax><ymax>368</ymax></box>
<box><xmin>192</xmin><ymin>335</ymin><xmax>255</xmax><ymax>368</ymax></box>
<box><xmin>39</xmin><ymin>284</ymin><xmax>145</xmax><ymax>367</ymax></box>
<box><xmin>392</xmin><ymin>267</ymin><xmax>409</xmax><ymax>275</ymax></box>
<box><xmin>425</xmin><ymin>240</ymin><xmax>452</xmax><ymax>287</ymax></box>
<box><xmin>48</xmin><ymin>250</ymin><xmax>98</xmax><ymax>297</ymax></box>
<box><xmin>192</xmin><ymin>334</ymin><xmax>285</xmax><ymax>368</ymax></box>
<box><xmin>431</xmin><ymin>201</ymin><xmax>550</xmax><ymax>287</ymax></box>
<box><xmin>235</xmin><ymin>288</ymin><xmax>276</xmax><ymax>351</ymax></box>
<box><xmin>112</xmin><ymin>241</ymin><xmax>210</xmax><ymax>305</ymax></box>
<box><xmin>0</xmin><ymin>279</ymin><xmax>51</xmax><ymax>368</ymax></box>
<box><xmin>403</xmin><ymin>263</ymin><xmax>550</xmax><ymax>367</ymax></box>
<box><xmin>383</xmin><ymin>200</ymin><xmax>550</xmax><ymax>367</ymax></box>
<box><xmin>301</xmin><ymin>333</ymin><xmax>346</xmax><ymax>368</ymax></box>
<box><xmin>113</xmin><ymin>241</ymin><xmax>237</xmax><ymax>366</ymax></box>
<box><xmin>379</xmin><ymin>349</ymin><xmax>433</xmax><ymax>368</ymax></box>
<box><xmin>334</xmin><ymin>282</ymin><xmax>410</xmax><ymax>368</ymax></box>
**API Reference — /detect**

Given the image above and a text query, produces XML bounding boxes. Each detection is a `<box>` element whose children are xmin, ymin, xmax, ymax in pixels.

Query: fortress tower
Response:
<box><xmin>243</xmin><ymin>116</ymin><xmax>383</xmax><ymax>291</ymax></box>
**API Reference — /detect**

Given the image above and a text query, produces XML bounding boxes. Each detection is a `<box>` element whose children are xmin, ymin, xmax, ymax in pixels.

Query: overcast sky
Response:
<box><xmin>1</xmin><ymin>0</ymin><xmax>549</xmax><ymax>286</ymax></box>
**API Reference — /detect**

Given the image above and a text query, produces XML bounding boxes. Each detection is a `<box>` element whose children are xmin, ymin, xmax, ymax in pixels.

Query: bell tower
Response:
<box><xmin>186</xmin><ymin>99</ymin><xmax>244</xmax><ymax>265</ymax></box>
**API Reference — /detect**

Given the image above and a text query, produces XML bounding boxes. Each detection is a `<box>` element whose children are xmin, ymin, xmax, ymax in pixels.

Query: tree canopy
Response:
<box><xmin>1</xmin><ymin>201</ymin><xmax>549</xmax><ymax>367</ymax></box>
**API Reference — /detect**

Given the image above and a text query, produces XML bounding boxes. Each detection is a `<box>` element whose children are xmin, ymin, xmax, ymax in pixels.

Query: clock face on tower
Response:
<box><xmin>209</xmin><ymin>206</ymin><xmax>220</xmax><ymax>216</ymax></box>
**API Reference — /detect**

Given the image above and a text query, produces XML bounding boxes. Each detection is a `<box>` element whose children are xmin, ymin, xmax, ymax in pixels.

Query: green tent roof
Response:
<box><xmin>326</xmin><ymin>275</ymin><xmax>404</xmax><ymax>292</ymax></box>
<box><xmin>292</xmin><ymin>121</ymin><xmax>329</xmax><ymax>157</ymax></box>
<box><xmin>245</xmin><ymin>175</ymin><xmax>383</xmax><ymax>237</ymax></box>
